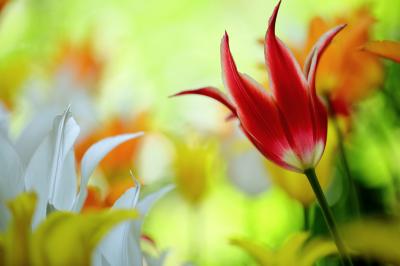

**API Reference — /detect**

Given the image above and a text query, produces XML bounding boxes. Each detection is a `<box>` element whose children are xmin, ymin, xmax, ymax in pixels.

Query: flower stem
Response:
<box><xmin>304</xmin><ymin>168</ymin><xmax>353</xmax><ymax>266</ymax></box>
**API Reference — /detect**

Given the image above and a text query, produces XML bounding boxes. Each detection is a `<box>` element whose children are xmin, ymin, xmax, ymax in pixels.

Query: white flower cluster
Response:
<box><xmin>0</xmin><ymin>105</ymin><xmax>172</xmax><ymax>266</ymax></box>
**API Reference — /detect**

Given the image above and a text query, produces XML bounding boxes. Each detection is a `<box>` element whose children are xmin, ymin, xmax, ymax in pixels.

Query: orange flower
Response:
<box><xmin>75</xmin><ymin>112</ymin><xmax>150</xmax><ymax>183</ymax></box>
<box><xmin>53</xmin><ymin>37</ymin><xmax>103</xmax><ymax>87</ymax></box>
<box><xmin>81</xmin><ymin>186</ymin><xmax>104</xmax><ymax>212</ymax></box>
<box><xmin>293</xmin><ymin>8</ymin><xmax>384</xmax><ymax>115</ymax></box>
<box><xmin>82</xmin><ymin>179</ymin><xmax>137</xmax><ymax>212</ymax></box>
<box><xmin>0</xmin><ymin>0</ymin><xmax>7</xmax><ymax>12</ymax></box>
<box><xmin>362</xmin><ymin>40</ymin><xmax>400</xmax><ymax>63</ymax></box>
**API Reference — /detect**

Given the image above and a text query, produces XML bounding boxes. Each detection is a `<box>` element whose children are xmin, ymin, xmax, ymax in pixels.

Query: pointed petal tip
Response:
<box><xmin>130</xmin><ymin>131</ymin><xmax>145</xmax><ymax>138</ymax></box>
<box><xmin>169</xmin><ymin>87</ymin><xmax>238</xmax><ymax>116</ymax></box>
<box><xmin>222</xmin><ymin>31</ymin><xmax>229</xmax><ymax>47</ymax></box>
<box><xmin>169</xmin><ymin>88</ymin><xmax>214</xmax><ymax>98</ymax></box>
<box><xmin>169</xmin><ymin>92</ymin><xmax>184</xmax><ymax>98</ymax></box>
<box><xmin>268</xmin><ymin>0</ymin><xmax>282</xmax><ymax>29</ymax></box>
<box><xmin>335</xmin><ymin>23</ymin><xmax>347</xmax><ymax>33</ymax></box>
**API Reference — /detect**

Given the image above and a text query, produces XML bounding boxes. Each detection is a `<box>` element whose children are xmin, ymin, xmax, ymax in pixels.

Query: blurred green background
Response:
<box><xmin>1</xmin><ymin>0</ymin><xmax>400</xmax><ymax>265</ymax></box>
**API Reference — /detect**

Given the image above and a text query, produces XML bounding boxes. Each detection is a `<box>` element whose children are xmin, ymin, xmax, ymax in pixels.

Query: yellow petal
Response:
<box><xmin>341</xmin><ymin>219</ymin><xmax>400</xmax><ymax>264</ymax></box>
<box><xmin>31</xmin><ymin>209</ymin><xmax>138</xmax><ymax>266</ymax></box>
<box><xmin>363</xmin><ymin>41</ymin><xmax>400</xmax><ymax>63</ymax></box>
<box><xmin>232</xmin><ymin>232</ymin><xmax>337</xmax><ymax>266</ymax></box>
<box><xmin>230</xmin><ymin>238</ymin><xmax>274</xmax><ymax>265</ymax></box>
<box><xmin>1</xmin><ymin>192</ymin><xmax>37</xmax><ymax>266</ymax></box>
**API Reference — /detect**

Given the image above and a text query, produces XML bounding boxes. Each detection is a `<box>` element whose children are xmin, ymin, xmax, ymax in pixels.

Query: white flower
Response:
<box><xmin>94</xmin><ymin>176</ymin><xmax>173</xmax><ymax>266</ymax></box>
<box><xmin>0</xmin><ymin>105</ymin><xmax>143</xmax><ymax>228</ymax></box>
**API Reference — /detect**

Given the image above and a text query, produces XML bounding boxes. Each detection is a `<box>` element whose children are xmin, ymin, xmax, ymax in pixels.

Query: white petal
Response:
<box><xmin>135</xmin><ymin>185</ymin><xmax>174</xmax><ymax>232</ymax></box>
<box><xmin>0</xmin><ymin>133</ymin><xmax>24</xmax><ymax>202</ymax></box>
<box><xmin>24</xmin><ymin>135</ymin><xmax>54</xmax><ymax>225</ymax></box>
<box><xmin>97</xmin><ymin>186</ymin><xmax>142</xmax><ymax>266</ymax></box>
<box><xmin>0</xmin><ymin>103</ymin><xmax>9</xmax><ymax>137</ymax></box>
<box><xmin>113</xmin><ymin>180</ymin><xmax>141</xmax><ymax>209</ymax></box>
<box><xmin>50</xmin><ymin>151</ymin><xmax>78</xmax><ymax>210</ymax></box>
<box><xmin>92</xmin><ymin>250</ymin><xmax>112</xmax><ymax>266</ymax></box>
<box><xmin>15</xmin><ymin>111</ymin><xmax>56</xmax><ymax>167</ymax></box>
<box><xmin>47</xmin><ymin>110</ymin><xmax>80</xmax><ymax>210</ymax></box>
<box><xmin>72</xmin><ymin>132</ymin><xmax>144</xmax><ymax>212</ymax></box>
<box><xmin>24</xmin><ymin>108</ymin><xmax>80</xmax><ymax>225</ymax></box>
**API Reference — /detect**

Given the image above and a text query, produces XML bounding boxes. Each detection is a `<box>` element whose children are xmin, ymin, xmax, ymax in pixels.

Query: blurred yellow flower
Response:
<box><xmin>0</xmin><ymin>192</ymin><xmax>137</xmax><ymax>266</ymax></box>
<box><xmin>362</xmin><ymin>40</ymin><xmax>400</xmax><ymax>63</ymax></box>
<box><xmin>293</xmin><ymin>7</ymin><xmax>384</xmax><ymax>115</ymax></box>
<box><xmin>341</xmin><ymin>218</ymin><xmax>400</xmax><ymax>265</ymax></box>
<box><xmin>264</xmin><ymin>122</ymin><xmax>338</xmax><ymax>206</ymax></box>
<box><xmin>231</xmin><ymin>232</ymin><xmax>338</xmax><ymax>266</ymax></box>
<box><xmin>0</xmin><ymin>56</ymin><xmax>30</xmax><ymax>110</ymax></box>
<box><xmin>173</xmin><ymin>137</ymin><xmax>219</xmax><ymax>206</ymax></box>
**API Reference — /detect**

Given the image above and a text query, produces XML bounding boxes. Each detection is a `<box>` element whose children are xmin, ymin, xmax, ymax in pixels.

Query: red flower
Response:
<box><xmin>173</xmin><ymin>1</ymin><xmax>345</xmax><ymax>173</ymax></box>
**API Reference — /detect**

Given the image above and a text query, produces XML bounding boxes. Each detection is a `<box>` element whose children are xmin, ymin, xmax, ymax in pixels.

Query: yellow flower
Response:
<box><xmin>231</xmin><ymin>232</ymin><xmax>338</xmax><ymax>266</ymax></box>
<box><xmin>0</xmin><ymin>56</ymin><xmax>30</xmax><ymax>110</ymax></box>
<box><xmin>173</xmin><ymin>137</ymin><xmax>218</xmax><ymax>206</ymax></box>
<box><xmin>0</xmin><ymin>192</ymin><xmax>137</xmax><ymax>266</ymax></box>
<box><xmin>341</xmin><ymin>218</ymin><xmax>400</xmax><ymax>265</ymax></box>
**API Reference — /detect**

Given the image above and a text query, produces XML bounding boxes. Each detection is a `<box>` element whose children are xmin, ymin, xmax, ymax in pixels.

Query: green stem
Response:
<box><xmin>303</xmin><ymin>205</ymin><xmax>310</xmax><ymax>231</ymax></box>
<box><xmin>304</xmin><ymin>168</ymin><xmax>353</xmax><ymax>266</ymax></box>
<box><xmin>326</xmin><ymin>97</ymin><xmax>361</xmax><ymax>217</ymax></box>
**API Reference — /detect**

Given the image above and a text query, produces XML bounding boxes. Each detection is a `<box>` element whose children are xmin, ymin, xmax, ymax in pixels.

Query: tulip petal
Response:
<box><xmin>362</xmin><ymin>40</ymin><xmax>400</xmax><ymax>63</ymax></box>
<box><xmin>221</xmin><ymin>32</ymin><xmax>292</xmax><ymax>165</ymax></box>
<box><xmin>172</xmin><ymin>87</ymin><xmax>237</xmax><ymax>117</ymax></box>
<box><xmin>98</xmin><ymin>186</ymin><xmax>141</xmax><ymax>266</ymax></box>
<box><xmin>0</xmin><ymin>134</ymin><xmax>24</xmax><ymax>202</ymax></box>
<box><xmin>73</xmin><ymin>132</ymin><xmax>144</xmax><ymax>212</ymax></box>
<box><xmin>48</xmin><ymin>109</ymin><xmax>80</xmax><ymax>211</ymax></box>
<box><xmin>303</xmin><ymin>25</ymin><xmax>344</xmax><ymax>161</ymax></box>
<box><xmin>305</xmin><ymin>24</ymin><xmax>346</xmax><ymax>93</ymax></box>
<box><xmin>24</xmin><ymin>108</ymin><xmax>80</xmax><ymax>226</ymax></box>
<box><xmin>15</xmin><ymin>111</ymin><xmax>56</xmax><ymax>167</ymax></box>
<box><xmin>0</xmin><ymin>103</ymin><xmax>9</xmax><ymax>137</ymax></box>
<box><xmin>135</xmin><ymin>185</ymin><xmax>174</xmax><ymax>232</ymax></box>
<box><xmin>264</xmin><ymin>1</ymin><xmax>316</xmax><ymax>158</ymax></box>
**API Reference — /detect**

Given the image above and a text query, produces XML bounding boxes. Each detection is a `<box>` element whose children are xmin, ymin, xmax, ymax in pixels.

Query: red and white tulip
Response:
<box><xmin>174</xmin><ymin>1</ymin><xmax>345</xmax><ymax>173</ymax></box>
